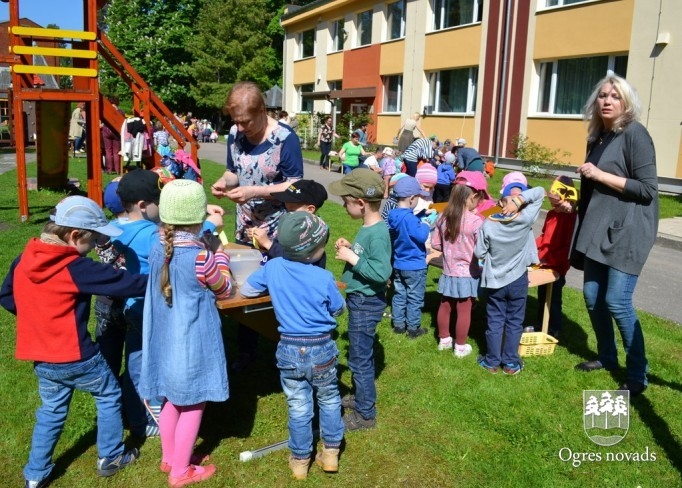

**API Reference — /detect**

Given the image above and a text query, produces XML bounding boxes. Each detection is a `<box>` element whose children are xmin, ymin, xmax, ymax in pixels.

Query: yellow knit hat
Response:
<box><xmin>159</xmin><ymin>180</ymin><xmax>206</xmax><ymax>225</ymax></box>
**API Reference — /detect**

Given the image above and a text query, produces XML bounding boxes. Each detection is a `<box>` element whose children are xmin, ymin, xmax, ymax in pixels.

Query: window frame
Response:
<box><xmin>298</xmin><ymin>29</ymin><xmax>315</xmax><ymax>59</ymax></box>
<box><xmin>386</xmin><ymin>0</ymin><xmax>406</xmax><ymax>41</ymax></box>
<box><xmin>427</xmin><ymin>67</ymin><xmax>478</xmax><ymax>114</ymax></box>
<box><xmin>356</xmin><ymin>9</ymin><xmax>373</xmax><ymax>47</ymax></box>
<box><xmin>534</xmin><ymin>54</ymin><xmax>628</xmax><ymax>116</ymax></box>
<box><xmin>298</xmin><ymin>83</ymin><xmax>315</xmax><ymax>113</ymax></box>
<box><xmin>433</xmin><ymin>0</ymin><xmax>483</xmax><ymax>31</ymax></box>
<box><xmin>541</xmin><ymin>0</ymin><xmax>591</xmax><ymax>8</ymax></box>
<box><xmin>330</xmin><ymin>19</ymin><xmax>345</xmax><ymax>53</ymax></box>
<box><xmin>382</xmin><ymin>74</ymin><xmax>403</xmax><ymax>113</ymax></box>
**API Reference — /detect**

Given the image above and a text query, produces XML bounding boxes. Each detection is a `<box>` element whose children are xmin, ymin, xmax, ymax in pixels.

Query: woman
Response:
<box><xmin>211</xmin><ymin>81</ymin><xmax>303</xmax><ymax>371</ymax></box>
<box><xmin>69</xmin><ymin>102</ymin><xmax>86</xmax><ymax>153</ymax></box>
<box><xmin>396</xmin><ymin>112</ymin><xmax>426</xmax><ymax>153</ymax></box>
<box><xmin>338</xmin><ymin>132</ymin><xmax>368</xmax><ymax>174</ymax></box>
<box><xmin>101</xmin><ymin>96</ymin><xmax>123</xmax><ymax>174</ymax></box>
<box><xmin>317</xmin><ymin>117</ymin><xmax>338</xmax><ymax>169</ymax></box>
<box><xmin>572</xmin><ymin>75</ymin><xmax>658</xmax><ymax>396</ymax></box>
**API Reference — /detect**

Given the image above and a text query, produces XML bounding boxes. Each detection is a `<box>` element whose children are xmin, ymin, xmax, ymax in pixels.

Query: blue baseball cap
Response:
<box><xmin>393</xmin><ymin>176</ymin><xmax>430</xmax><ymax>198</ymax></box>
<box><xmin>51</xmin><ymin>195</ymin><xmax>122</xmax><ymax>237</ymax></box>
<box><xmin>502</xmin><ymin>182</ymin><xmax>528</xmax><ymax>198</ymax></box>
<box><xmin>103</xmin><ymin>181</ymin><xmax>125</xmax><ymax>215</ymax></box>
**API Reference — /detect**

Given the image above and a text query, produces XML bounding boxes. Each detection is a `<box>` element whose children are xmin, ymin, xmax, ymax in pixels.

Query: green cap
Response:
<box><xmin>328</xmin><ymin>168</ymin><xmax>385</xmax><ymax>201</ymax></box>
<box><xmin>277</xmin><ymin>211</ymin><xmax>328</xmax><ymax>261</ymax></box>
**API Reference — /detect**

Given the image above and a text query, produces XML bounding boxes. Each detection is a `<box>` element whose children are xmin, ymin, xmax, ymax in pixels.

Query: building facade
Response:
<box><xmin>281</xmin><ymin>0</ymin><xmax>682</xmax><ymax>179</ymax></box>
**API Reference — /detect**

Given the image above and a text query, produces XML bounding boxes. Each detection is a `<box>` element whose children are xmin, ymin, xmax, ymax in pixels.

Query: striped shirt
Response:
<box><xmin>401</xmin><ymin>137</ymin><xmax>434</xmax><ymax>162</ymax></box>
<box><xmin>172</xmin><ymin>231</ymin><xmax>232</xmax><ymax>299</ymax></box>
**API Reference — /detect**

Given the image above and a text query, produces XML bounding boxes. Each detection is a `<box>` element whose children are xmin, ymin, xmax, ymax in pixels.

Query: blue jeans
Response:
<box><xmin>319</xmin><ymin>141</ymin><xmax>332</xmax><ymax>167</ymax></box>
<box><xmin>95</xmin><ymin>298</ymin><xmax>126</xmax><ymax>381</ymax></box>
<box><xmin>537</xmin><ymin>275</ymin><xmax>566</xmax><ymax>337</ymax></box>
<box><xmin>582</xmin><ymin>257</ymin><xmax>648</xmax><ymax>385</ymax></box>
<box><xmin>25</xmin><ymin>352</ymin><xmax>124</xmax><ymax>482</ymax></box>
<box><xmin>342</xmin><ymin>163</ymin><xmax>368</xmax><ymax>174</ymax></box>
<box><xmin>391</xmin><ymin>268</ymin><xmax>427</xmax><ymax>330</ymax></box>
<box><xmin>484</xmin><ymin>272</ymin><xmax>528</xmax><ymax>367</ymax></box>
<box><xmin>404</xmin><ymin>159</ymin><xmax>418</xmax><ymax>177</ymax></box>
<box><xmin>346</xmin><ymin>292</ymin><xmax>385</xmax><ymax>420</ymax></box>
<box><xmin>277</xmin><ymin>336</ymin><xmax>344</xmax><ymax>458</ymax></box>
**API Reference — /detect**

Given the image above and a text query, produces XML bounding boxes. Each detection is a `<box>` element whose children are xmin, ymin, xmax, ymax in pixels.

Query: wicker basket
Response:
<box><xmin>518</xmin><ymin>332</ymin><xmax>558</xmax><ymax>357</ymax></box>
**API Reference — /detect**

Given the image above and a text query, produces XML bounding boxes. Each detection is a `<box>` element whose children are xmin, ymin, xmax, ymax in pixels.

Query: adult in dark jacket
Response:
<box><xmin>572</xmin><ymin>75</ymin><xmax>658</xmax><ymax>396</ymax></box>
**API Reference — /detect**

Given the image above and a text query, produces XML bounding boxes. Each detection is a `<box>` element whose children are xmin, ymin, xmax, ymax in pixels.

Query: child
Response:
<box><xmin>329</xmin><ymin>169</ymin><xmax>392</xmax><ymax>431</ymax></box>
<box><xmin>431</xmin><ymin>173</ymin><xmax>489</xmax><ymax>356</ymax></box>
<box><xmin>387</xmin><ymin>176</ymin><xmax>431</xmax><ymax>338</ymax></box>
<box><xmin>380</xmin><ymin>173</ymin><xmax>408</xmax><ymax>225</ymax></box>
<box><xmin>456</xmin><ymin>170</ymin><xmax>496</xmax><ymax>217</ymax></box>
<box><xmin>95</xmin><ymin>179</ymin><xmax>129</xmax><ymax>381</ymax></box>
<box><xmin>153</xmin><ymin>120</ymin><xmax>172</xmax><ymax>157</ymax></box>
<box><xmin>250</xmin><ymin>179</ymin><xmax>328</xmax><ymax>267</ymax></box>
<box><xmin>535</xmin><ymin>176</ymin><xmax>578</xmax><ymax>338</ymax></box>
<box><xmin>0</xmin><ymin>196</ymin><xmax>146</xmax><ymax>487</ymax></box>
<box><xmin>380</xmin><ymin>147</ymin><xmax>397</xmax><ymax>198</ymax></box>
<box><xmin>433</xmin><ymin>152</ymin><xmax>456</xmax><ymax>203</ymax></box>
<box><xmin>241</xmin><ymin>212</ymin><xmax>346</xmax><ymax>480</ymax></box>
<box><xmin>475</xmin><ymin>184</ymin><xmax>545</xmax><ymax>375</ymax></box>
<box><xmin>140</xmin><ymin>180</ymin><xmax>231</xmax><ymax>487</ymax></box>
<box><xmin>414</xmin><ymin>162</ymin><xmax>439</xmax><ymax>242</ymax></box>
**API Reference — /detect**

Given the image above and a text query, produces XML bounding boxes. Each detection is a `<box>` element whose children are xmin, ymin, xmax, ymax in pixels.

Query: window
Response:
<box><xmin>383</xmin><ymin>75</ymin><xmax>403</xmax><ymax>112</ymax></box>
<box><xmin>427</xmin><ymin>67</ymin><xmax>478</xmax><ymax>113</ymax></box>
<box><xmin>387</xmin><ymin>1</ymin><xmax>406</xmax><ymax>40</ymax></box>
<box><xmin>329</xmin><ymin>81</ymin><xmax>342</xmax><ymax>113</ymax></box>
<box><xmin>536</xmin><ymin>55</ymin><xmax>628</xmax><ymax>115</ymax></box>
<box><xmin>544</xmin><ymin>0</ymin><xmax>590</xmax><ymax>7</ymax></box>
<box><xmin>299</xmin><ymin>84</ymin><xmax>314</xmax><ymax>113</ymax></box>
<box><xmin>357</xmin><ymin>9</ymin><xmax>372</xmax><ymax>46</ymax></box>
<box><xmin>330</xmin><ymin>19</ymin><xmax>345</xmax><ymax>52</ymax></box>
<box><xmin>299</xmin><ymin>29</ymin><xmax>315</xmax><ymax>59</ymax></box>
<box><xmin>433</xmin><ymin>0</ymin><xmax>482</xmax><ymax>30</ymax></box>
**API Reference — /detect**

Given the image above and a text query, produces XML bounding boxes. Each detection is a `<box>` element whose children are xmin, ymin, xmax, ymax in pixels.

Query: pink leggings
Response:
<box><xmin>160</xmin><ymin>401</ymin><xmax>206</xmax><ymax>477</ymax></box>
<box><xmin>437</xmin><ymin>296</ymin><xmax>474</xmax><ymax>345</ymax></box>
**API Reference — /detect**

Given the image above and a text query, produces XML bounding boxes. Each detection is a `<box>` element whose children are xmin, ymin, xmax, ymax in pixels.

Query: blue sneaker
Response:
<box><xmin>97</xmin><ymin>448</ymin><xmax>139</xmax><ymax>477</ymax></box>
<box><xmin>477</xmin><ymin>355</ymin><xmax>499</xmax><ymax>374</ymax></box>
<box><xmin>503</xmin><ymin>360</ymin><xmax>525</xmax><ymax>376</ymax></box>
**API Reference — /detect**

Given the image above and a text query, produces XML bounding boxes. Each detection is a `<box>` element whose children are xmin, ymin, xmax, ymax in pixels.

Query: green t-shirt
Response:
<box><xmin>341</xmin><ymin>141</ymin><xmax>362</xmax><ymax>167</ymax></box>
<box><xmin>342</xmin><ymin>220</ymin><xmax>392</xmax><ymax>296</ymax></box>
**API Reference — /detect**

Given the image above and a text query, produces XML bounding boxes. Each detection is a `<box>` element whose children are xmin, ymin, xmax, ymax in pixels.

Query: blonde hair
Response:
<box><xmin>583</xmin><ymin>74</ymin><xmax>641</xmax><ymax>143</ymax></box>
<box><xmin>160</xmin><ymin>224</ymin><xmax>176</xmax><ymax>306</ymax></box>
<box><xmin>224</xmin><ymin>81</ymin><xmax>265</xmax><ymax>116</ymax></box>
<box><xmin>42</xmin><ymin>221</ymin><xmax>94</xmax><ymax>243</ymax></box>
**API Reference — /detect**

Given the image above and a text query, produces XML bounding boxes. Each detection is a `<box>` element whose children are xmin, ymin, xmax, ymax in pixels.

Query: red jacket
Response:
<box><xmin>535</xmin><ymin>210</ymin><xmax>577</xmax><ymax>276</ymax></box>
<box><xmin>0</xmin><ymin>238</ymin><xmax>147</xmax><ymax>363</ymax></box>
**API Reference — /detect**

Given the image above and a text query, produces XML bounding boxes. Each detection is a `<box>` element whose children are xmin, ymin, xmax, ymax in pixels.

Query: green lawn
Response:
<box><xmin>0</xmin><ymin>159</ymin><xmax>681</xmax><ymax>486</ymax></box>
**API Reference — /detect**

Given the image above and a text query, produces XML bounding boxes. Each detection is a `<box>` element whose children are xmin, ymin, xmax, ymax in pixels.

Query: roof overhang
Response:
<box><xmin>329</xmin><ymin>87</ymin><xmax>376</xmax><ymax>99</ymax></box>
<box><xmin>301</xmin><ymin>90</ymin><xmax>331</xmax><ymax>100</ymax></box>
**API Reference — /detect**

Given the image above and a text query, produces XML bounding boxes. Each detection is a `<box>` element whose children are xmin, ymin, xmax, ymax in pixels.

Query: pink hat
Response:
<box><xmin>455</xmin><ymin>171</ymin><xmax>490</xmax><ymax>199</ymax></box>
<box><xmin>415</xmin><ymin>164</ymin><xmax>437</xmax><ymax>185</ymax></box>
<box><xmin>500</xmin><ymin>171</ymin><xmax>527</xmax><ymax>194</ymax></box>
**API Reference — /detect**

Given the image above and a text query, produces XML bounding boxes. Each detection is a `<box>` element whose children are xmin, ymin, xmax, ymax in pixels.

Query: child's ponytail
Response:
<box><xmin>161</xmin><ymin>224</ymin><xmax>175</xmax><ymax>306</ymax></box>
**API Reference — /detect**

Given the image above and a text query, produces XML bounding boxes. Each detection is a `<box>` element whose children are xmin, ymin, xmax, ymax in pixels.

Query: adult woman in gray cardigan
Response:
<box><xmin>572</xmin><ymin>75</ymin><xmax>658</xmax><ymax>396</ymax></box>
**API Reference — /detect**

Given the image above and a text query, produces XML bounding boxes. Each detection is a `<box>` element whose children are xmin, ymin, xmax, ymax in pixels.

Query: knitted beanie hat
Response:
<box><xmin>159</xmin><ymin>179</ymin><xmax>206</xmax><ymax>225</ymax></box>
<box><xmin>415</xmin><ymin>163</ymin><xmax>438</xmax><ymax>185</ymax></box>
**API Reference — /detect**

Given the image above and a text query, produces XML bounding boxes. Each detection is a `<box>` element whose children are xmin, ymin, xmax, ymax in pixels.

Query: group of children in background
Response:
<box><xmin>0</xmin><ymin>147</ymin><xmax>577</xmax><ymax>484</ymax></box>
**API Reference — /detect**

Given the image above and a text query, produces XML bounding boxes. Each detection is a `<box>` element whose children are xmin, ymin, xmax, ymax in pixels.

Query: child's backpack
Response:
<box><xmin>484</xmin><ymin>159</ymin><xmax>495</xmax><ymax>179</ymax></box>
<box><xmin>159</xmin><ymin>150</ymin><xmax>202</xmax><ymax>183</ymax></box>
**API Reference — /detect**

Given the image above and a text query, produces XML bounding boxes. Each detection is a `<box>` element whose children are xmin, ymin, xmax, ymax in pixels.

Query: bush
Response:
<box><xmin>510</xmin><ymin>134</ymin><xmax>571</xmax><ymax>178</ymax></box>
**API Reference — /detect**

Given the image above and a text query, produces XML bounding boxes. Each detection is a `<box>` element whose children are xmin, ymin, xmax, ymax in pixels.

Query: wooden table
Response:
<box><xmin>216</xmin><ymin>290</ymin><xmax>279</xmax><ymax>342</ymax></box>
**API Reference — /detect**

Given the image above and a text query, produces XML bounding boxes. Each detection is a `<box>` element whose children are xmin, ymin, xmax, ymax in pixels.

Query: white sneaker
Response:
<box><xmin>454</xmin><ymin>343</ymin><xmax>473</xmax><ymax>358</ymax></box>
<box><xmin>438</xmin><ymin>337</ymin><xmax>453</xmax><ymax>351</ymax></box>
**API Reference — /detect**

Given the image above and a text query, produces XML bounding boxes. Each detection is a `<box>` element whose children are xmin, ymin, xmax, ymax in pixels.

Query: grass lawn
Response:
<box><xmin>0</xmin><ymin>159</ymin><xmax>681</xmax><ymax>487</ymax></box>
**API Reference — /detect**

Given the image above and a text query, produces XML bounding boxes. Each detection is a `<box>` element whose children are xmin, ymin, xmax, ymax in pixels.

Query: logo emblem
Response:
<box><xmin>583</xmin><ymin>390</ymin><xmax>629</xmax><ymax>446</ymax></box>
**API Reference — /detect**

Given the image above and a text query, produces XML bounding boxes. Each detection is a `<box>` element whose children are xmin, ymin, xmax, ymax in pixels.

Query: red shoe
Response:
<box><xmin>168</xmin><ymin>464</ymin><xmax>216</xmax><ymax>487</ymax></box>
<box><xmin>160</xmin><ymin>454</ymin><xmax>210</xmax><ymax>473</ymax></box>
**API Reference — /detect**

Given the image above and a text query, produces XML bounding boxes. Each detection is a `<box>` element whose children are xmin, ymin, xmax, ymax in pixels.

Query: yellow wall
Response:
<box><xmin>526</xmin><ymin>118</ymin><xmax>587</xmax><ymax>167</ymax></box>
<box><xmin>424</xmin><ymin>25</ymin><xmax>481</xmax><ymax>70</ymax></box>
<box><xmin>379</xmin><ymin>40</ymin><xmax>405</xmax><ymax>75</ymax></box>
<box><xmin>377</xmin><ymin>114</ymin><xmax>402</xmax><ymax>145</ymax></box>
<box><xmin>326</xmin><ymin>52</ymin><xmax>344</xmax><ymax>81</ymax></box>
<box><xmin>293</xmin><ymin>58</ymin><xmax>316</xmax><ymax>85</ymax></box>
<box><xmin>534</xmin><ymin>0</ymin><xmax>633</xmax><ymax>59</ymax></box>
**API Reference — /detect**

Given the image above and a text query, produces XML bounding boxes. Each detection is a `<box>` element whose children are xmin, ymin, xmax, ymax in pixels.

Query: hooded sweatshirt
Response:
<box><xmin>388</xmin><ymin>207</ymin><xmax>430</xmax><ymax>271</ymax></box>
<box><xmin>0</xmin><ymin>237</ymin><xmax>148</xmax><ymax>362</ymax></box>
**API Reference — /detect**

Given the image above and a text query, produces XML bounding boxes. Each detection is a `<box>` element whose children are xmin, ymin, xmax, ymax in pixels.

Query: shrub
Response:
<box><xmin>510</xmin><ymin>134</ymin><xmax>571</xmax><ymax>178</ymax></box>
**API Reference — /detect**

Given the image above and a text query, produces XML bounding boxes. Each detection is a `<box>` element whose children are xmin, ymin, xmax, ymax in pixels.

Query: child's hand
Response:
<box><xmin>499</xmin><ymin>196</ymin><xmax>521</xmax><ymax>216</ymax></box>
<box><xmin>205</xmin><ymin>205</ymin><xmax>225</xmax><ymax>230</ymax></box>
<box><xmin>247</xmin><ymin>227</ymin><xmax>272</xmax><ymax>250</ymax></box>
<box><xmin>335</xmin><ymin>238</ymin><xmax>351</xmax><ymax>249</ymax></box>
<box><xmin>335</xmin><ymin>246</ymin><xmax>359</xmax><ymax>266</ymax></box>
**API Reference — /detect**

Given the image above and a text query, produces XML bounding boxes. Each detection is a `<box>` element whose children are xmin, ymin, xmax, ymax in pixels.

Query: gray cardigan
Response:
<box><xmin>574</xmin><ymin>121</ymin><xmax>659</xmax><ymax>276</ymax></box>
<box><xmin>475</xmin><ymin>186</ymin><xmax>545</xmax><ymax>289</ymax></box>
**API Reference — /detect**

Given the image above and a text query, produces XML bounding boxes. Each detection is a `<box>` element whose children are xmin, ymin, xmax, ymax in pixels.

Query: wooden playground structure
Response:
<box><xmin>1</xmin><ymin>0</ymin><xmax>198</xmax><ymax>221</ymax></box>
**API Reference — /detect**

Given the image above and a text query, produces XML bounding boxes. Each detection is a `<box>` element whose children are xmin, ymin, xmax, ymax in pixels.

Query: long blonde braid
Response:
<box><xmin>160</xmin><ymin>224</ymin><xmax>175</xmax><ymax>306</ymax></box>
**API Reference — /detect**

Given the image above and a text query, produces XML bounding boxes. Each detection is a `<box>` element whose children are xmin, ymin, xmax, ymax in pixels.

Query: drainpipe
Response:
<box><xmin>493</xmin><ymin>0</ymin><xmax>513</xmax><ymax>166</ymax></box>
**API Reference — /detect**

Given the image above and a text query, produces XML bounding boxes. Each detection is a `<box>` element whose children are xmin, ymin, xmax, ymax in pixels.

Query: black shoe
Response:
<box><xmin>343</xmin><ymin>410</ymin><xmax>376</xmax><ymax>431</ymax></box>
<box><xmin>618</xmin><ymin>382</ymin><xmax>647</xmax><ymax>396</ymax></box>
<box><xmin>341</xmin><ymin>394</ymin><xmax>355</xmax><ymax>410</ymax></box>
<box><xmin>575</xmin><ymin>360</ymin><xmax>606</xmax><ymax>372</ymax></box>
<box><xmin>407</xmin><ymin>328</ymin><xmax>428</xmax><ymax>339</ymax></box>
<box><xmin>393</xmin><ymin>326</ymin><xmax>406</xmax><ymax>334</ymax></box>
